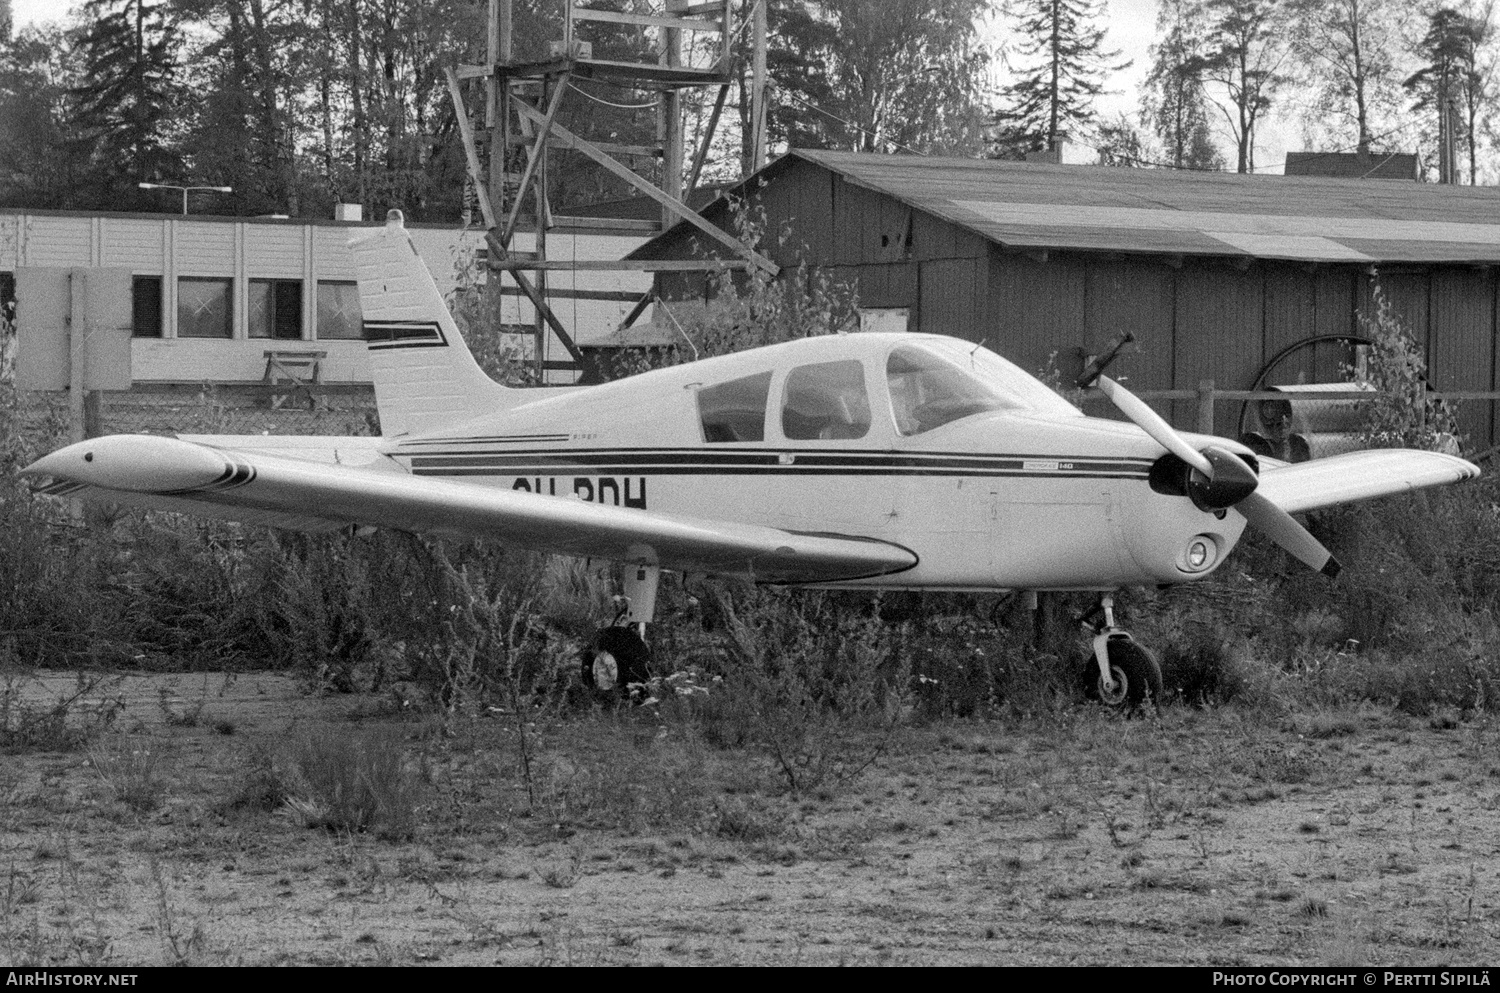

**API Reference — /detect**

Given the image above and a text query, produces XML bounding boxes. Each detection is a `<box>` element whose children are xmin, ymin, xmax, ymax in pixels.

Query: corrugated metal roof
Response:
<box><xmin>648</xmin><ymin>150</ymin><xmax>1500</xmax><ymax>265</ymax></box>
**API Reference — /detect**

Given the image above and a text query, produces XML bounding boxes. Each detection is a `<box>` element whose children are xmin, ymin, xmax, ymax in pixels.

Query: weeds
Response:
<box><xmin>702</xmin><ymin>588</ymin><xmax>912</xmax><ymax>796</ymax></box>
<box><xmin>87</xmin><ymin>737</ymin><xmax>166</xmax><ymax>813</ymax></box>
<box><xmin>278</xmin><ymin>727</ymin><xmax>422</xmax><ymax>839</ymax></box>
<box><xmin>0</xmin><ymin>672</ymin><xmax>125</xmax><ymax>753</ymax></box>
<box><xmin>149</xmin><ymin>857</ymin><xmax>207</xmax><ymax>966</ymax></box>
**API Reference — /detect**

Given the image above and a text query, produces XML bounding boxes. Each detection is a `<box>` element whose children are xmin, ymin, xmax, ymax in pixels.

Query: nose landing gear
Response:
<box><xmin>1079</xmin><ymin>595</ymin><xmax>1162</xmax><ymax>714</ymax></box>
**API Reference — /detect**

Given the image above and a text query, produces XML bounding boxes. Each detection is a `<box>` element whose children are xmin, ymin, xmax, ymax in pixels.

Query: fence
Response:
<box><xmin>1075</xmin><ymin>381</ymin><xmax>1500</xmax><ymax>453</ymax></box>
<box><xmin>11</xmin><ymin>378</ymin><xmax>1500</xmax><ymax>455</ymax></box>
<box><xmin>16</xmin><ymin>384</ymin><xmax>379</xmax><ymax>446</ymax></box>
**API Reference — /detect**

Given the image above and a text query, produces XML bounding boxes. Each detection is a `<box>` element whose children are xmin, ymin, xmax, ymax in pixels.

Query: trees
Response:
<box><xmin>1287</xmin><ymin>0</ymin><xmax>1406</xmax><ymax>155</ymax></box>
<box><xmin>1142</xmin><ymin>0</ymin><xmax>1224</xmax><ymax>170</ymax></box>
<box><xmin>767</xmin><ymin>0</ymin><xmax>992</xmax><ymax>157</ymax></box>
<box><xmin>1404</xmin><ymin>4</ymin><xmax>1494</xmax><ymax>184</ymax></box>
<box><xmin>0</xmin><ymin>25</ymin><xmax>77</xmax><ymax>208</ymax></box>
<box><xmin>993</xmin><ymin>0</ymin><xmax>1127</xmax><ymax>157</ymax></box>
<box><xmin>68</xmin><ymin>0</ymin><xmax>187</xmax><ymax>210</ymax></box>
<box><xmin>1093</xmin><ymin>111</ymin><xmax>1152</xmax><ymax>166</ymax></box>
<box><xmin>1195</xmin><ymin>0</ymin><xmax>1291</xmax><ymax>173</ymax></box>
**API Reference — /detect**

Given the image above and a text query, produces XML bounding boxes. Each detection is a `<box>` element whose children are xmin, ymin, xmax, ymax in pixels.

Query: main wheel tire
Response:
<box><xmin>581</xmin><ymin>625</ymin><xmax>652</xmax><ymax>695</ymax></box>
<box><xmin>1081</xmin><ymin>639</ymin><xmax>1163</xmax><ymax>714</ymax></box>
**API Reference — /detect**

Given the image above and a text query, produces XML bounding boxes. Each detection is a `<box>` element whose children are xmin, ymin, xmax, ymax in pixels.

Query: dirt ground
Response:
<box><xmin>0</xmin><ymin>670</ymin><xmax>1497</xmax><ymax>967</ymax></box>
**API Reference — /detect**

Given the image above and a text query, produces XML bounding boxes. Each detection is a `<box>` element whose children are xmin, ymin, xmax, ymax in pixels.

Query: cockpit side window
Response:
<box><xmin>781</xmin><ymin>360</ymin><xmax>871</xmax><ymax>440</ymax></box>
<box><xmin>886</xmin><ymin>345</ymin><xmax>1013</xmax><ymax>436</ymax></box>
<box><xmin>698</xmin><ymin>371</ymin><xmax>772</xmax><ymax>442</ymax></box>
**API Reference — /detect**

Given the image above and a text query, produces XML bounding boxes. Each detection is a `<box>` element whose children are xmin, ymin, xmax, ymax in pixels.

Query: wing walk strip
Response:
<box><xmin>399</xmin><ymin>449</ymin><xmax>1156</xmax><ymax>479</ymax></box>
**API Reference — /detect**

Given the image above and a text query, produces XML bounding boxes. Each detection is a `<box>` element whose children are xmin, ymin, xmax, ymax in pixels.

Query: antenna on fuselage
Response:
<box><xmin>1076</xmin><ymin>331</ymin><xmax>1136</xmax><ymax>389</ymax></box>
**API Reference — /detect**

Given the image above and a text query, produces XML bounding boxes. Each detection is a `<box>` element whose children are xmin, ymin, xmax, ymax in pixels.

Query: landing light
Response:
<box><xmin>1184</xmin><ymin>536</ymin><xmax>1216</xmax><ymax>572</ymax></box>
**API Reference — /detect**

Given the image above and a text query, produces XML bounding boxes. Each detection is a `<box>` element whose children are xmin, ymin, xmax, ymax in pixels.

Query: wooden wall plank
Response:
<box><xmin>1083</xmin><ymin>258</ymin><xmax>1176</xmax><ymax>421</ymax></box>
<box><xmin>986</xmin><ymin>251</ymin><xmax>1086</xmax><ymax>378</ymax></box>
<box><xmin>1173</xmin><ymin>262</ymin><xmax>1264</xmax><ymax>433</ymax></box>
<box><xmin>1430</xmin><ymin>268</ymin><xmax>1494</xmax><ymax>447</ymax></box>
<box><xmin>917</xmin><ymin>258</ymin><xmax>979</xmax><ymax>337</ymax></box>
<box><xmin>855</xmin><ymin>262</ymin><xmax>918</xmax><ymax>310</ymax></box>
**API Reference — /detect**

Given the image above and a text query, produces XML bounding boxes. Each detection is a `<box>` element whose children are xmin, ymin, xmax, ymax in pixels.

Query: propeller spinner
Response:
<box><xmin>1079</xmin><ymin>337</ymin><xmax>1341</xmax><ymax>578</ymax></box>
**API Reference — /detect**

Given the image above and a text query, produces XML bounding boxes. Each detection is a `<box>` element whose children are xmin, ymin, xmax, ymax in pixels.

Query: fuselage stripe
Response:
<box><xmin>411</xmin><ymin>466</ymin><xmax>1149</xmax><ymax>480</ymax></box>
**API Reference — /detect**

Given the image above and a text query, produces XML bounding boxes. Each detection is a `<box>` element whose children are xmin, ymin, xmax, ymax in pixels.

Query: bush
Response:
<box><xmin>1351</xmin><ymin>282</ymin><xmax>1460</xmax><ymax>452</ymax></box>
<box><xmin>600</xmin><ymin>200</ymin><xmax>857</xmax><ymax>379</ymax></box>
<box><xmin>88</xmin><ymin>736</ymin><xmax>166</xmax><ymax>813</ymax></box>
<box><xmin>693</xmin><ymin>587</ymin><xmax>910</xmax><ymax>795</ymax></box>
<box><xmin>278</xmin><ymin>727</ymin><xmax>422</xmax><ymax>839</ymax></box>
<box><xmin>0</xmin><ymin>672</ymin><xmax>125</xmax><ymax>752</ymax></box>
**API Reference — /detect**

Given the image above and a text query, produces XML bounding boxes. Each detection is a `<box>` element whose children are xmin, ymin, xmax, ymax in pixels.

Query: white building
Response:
<box><xmin>0</xmin><ymin>207</ymin><xmax>652</xmax><ymax>386</ymax></box>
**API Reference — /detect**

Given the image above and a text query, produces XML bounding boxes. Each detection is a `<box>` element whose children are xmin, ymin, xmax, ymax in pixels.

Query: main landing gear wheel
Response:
<box><xmin>1082</xmin><ymin>639</ymin><xmax>1163</xmax><ymax>714</ymax></box>
<box><xmin>581</xmin><ymin>625</ymin><xmax>652</xmax><ymax>697</ymax></box>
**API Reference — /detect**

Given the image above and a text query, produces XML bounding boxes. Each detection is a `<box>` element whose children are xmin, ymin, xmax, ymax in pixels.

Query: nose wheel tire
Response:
<box><xmin>581</xmin><ymin>625</ymin><xmax>652</xmax><ymax>696</ymax></box>
<box><xmin>1082</xmin><ymin>639</ymin><xmax>1162</xmax><ymax>714</ymax></box>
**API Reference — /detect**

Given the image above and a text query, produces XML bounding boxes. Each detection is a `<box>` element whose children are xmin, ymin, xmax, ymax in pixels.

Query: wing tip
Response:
<box><xmin>1321</xmin><ymin>557</ymin><xmax>1343</xmax><ymax>580</ymax></box>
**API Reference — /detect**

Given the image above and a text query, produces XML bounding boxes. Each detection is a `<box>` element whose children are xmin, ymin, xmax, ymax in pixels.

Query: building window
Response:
<box><xmin>249</xmin><ymin>279</ymin><xmax>303</xmax><ymax>340</ymax></box>
<box><xmin>132</xmin><ymin>276</ymin><xmax>163</xmax><ymax>337</ymax></box>
<box><xmin>177</xmin><ymin>277</ymin><xmax>232</xmax><ymax>338</ymax></box>
<box><xmin>316</xmin><ymin>280</ymin><xmax>362</xmax><ymax>339</ymax></box>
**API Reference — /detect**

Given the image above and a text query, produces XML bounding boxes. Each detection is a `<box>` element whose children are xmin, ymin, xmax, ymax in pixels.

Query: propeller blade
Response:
<box><xmin>1094</xmin><ymin>374</ymin><xmax>1214</xmax><ymax>477</ymax></box>
<box><xmin>1236</xmin><ymin>491</ymin><xmax>1342</xmax><ymax>578</ymax></box>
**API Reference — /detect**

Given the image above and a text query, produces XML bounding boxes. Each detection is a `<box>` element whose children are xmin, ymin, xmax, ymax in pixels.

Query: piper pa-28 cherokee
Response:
<box><xmin>24</xmin><ymin>211</ymin><xmax>1481</xmax><ymax>708</ymax></box>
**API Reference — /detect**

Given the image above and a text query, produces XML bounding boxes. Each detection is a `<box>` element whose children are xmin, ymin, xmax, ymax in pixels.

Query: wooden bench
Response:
<box><xmin>263</xmin><ymin>349</ymin><xmax>327</xmax><ymax>408</ymax></box>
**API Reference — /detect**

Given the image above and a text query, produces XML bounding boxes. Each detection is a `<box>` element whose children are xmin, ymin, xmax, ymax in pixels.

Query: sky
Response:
<box><xmin>7</xmin><ymin>0</ymin><xmax>1294</xmax><ymax>172</ymax></box>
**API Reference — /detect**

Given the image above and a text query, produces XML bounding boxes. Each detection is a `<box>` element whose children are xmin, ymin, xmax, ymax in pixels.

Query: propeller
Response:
<box><xmin>1078</xmin><ymin>335</ymin><xmax>1341</xmax><ymax>578</ymax></box>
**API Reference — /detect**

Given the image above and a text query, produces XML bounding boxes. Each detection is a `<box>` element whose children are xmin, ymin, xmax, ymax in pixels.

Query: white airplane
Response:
<box><xmin>22</xmin><ymin>212</ymin><xmax>1480</xmax><ymax>709</ymax></box>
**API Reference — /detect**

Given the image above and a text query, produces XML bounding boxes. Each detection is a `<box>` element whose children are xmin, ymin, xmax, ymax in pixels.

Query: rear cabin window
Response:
<box><xmin>781</xmin><ymin>360</ymin><xmax>871</xmax><ymax>440</ymax></box>
<box><xmin>698</xmin><ymin>371</ymin><xmax>771</xmax><ymax>442</ymax></box>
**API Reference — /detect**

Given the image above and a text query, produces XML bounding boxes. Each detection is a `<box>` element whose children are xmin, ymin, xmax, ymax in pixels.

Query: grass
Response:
<box><xmin>0</xmin><ymin>671</ymin><xmax>1490</xmax><ymax>965</ymax></box>
<box><xmin>278</xmin><ymin>727</ymin><xmax>423</xmax><ymax>839</ymax></box>
<box><xmin>87</xmin><ymin>737</ymin><xmax>166</xmax><ymax>813</ymax></box>
<box><xmin>0</xmin><ymin>673</ymin><xmax>125</xmax><ymax>753</ymax></box>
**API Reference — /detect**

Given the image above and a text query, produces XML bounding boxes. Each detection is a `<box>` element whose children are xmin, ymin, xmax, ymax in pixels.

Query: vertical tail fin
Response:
<box><xmin>351</xmin><ymin>210</ymin><xmax>512</xmax><ymax>438</ymax></box>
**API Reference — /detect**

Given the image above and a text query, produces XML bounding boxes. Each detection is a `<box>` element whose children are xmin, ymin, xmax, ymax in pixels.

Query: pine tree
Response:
<box><xmin>1404</xmin><ymin>6</ymin><xmax>1492</xmax><ymax>184</ymax></box>
<box><xmin>68</xmin><ymin>0</ymin><xmax>186</xmax><ymax>210</ymax></box>
<box><xmin>993</xmin><ymin>0</ymin><xmax>1128</xmax><ymax>157</ymax></box>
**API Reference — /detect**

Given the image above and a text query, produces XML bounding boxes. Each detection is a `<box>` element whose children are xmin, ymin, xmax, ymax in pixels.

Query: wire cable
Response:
<box><xmin>781</xmin><ymin>90</ymin><xmax>931</xmax><ymax>157</ymax></box>
<box><xmin>566</xmin><ymin>81</ymin><xmax>659</xmax><ymax>110</ymax></box>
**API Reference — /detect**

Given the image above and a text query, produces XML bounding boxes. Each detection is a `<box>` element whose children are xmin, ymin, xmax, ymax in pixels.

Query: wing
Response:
<box><xmin>21</xmin><ymin>435</ymin><xmax>917</xmax><ymax>584</ymax></box>
<box><xmin>1254</xmin><ymin>449</ymin><xmax>1480</xmax><ymax>515</ymax></box>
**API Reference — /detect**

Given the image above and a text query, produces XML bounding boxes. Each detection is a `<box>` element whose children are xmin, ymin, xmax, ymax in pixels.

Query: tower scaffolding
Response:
<box><xmin>446</xmin><ymin>0</ymin><xmax>776</xmax><ymax>382</ymax></box>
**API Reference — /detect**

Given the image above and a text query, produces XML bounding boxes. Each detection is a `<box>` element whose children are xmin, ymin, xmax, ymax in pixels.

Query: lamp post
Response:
<box><xmin>137</xmin><ymin>182</ymin><xmax>233</xmax><ymax>215</ymax></box>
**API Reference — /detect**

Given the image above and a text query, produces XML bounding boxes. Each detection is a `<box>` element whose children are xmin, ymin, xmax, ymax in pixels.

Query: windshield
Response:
<box><xmin>886</xmin><ymin>341</ymin><xmax>1079</xmax><ymax>436</ymax></box>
